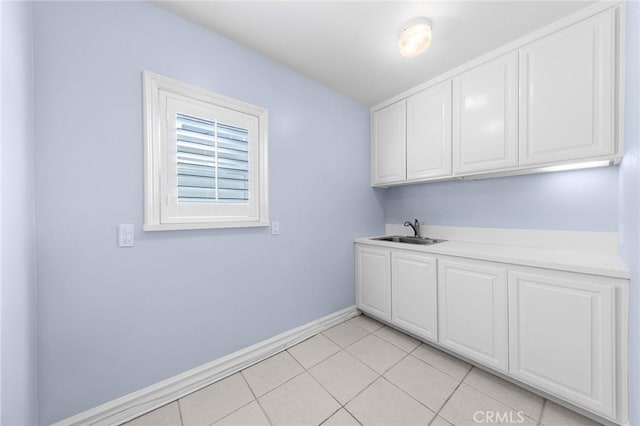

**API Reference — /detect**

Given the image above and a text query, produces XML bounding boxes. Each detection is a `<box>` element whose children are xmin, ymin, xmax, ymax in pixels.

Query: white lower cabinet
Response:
<box><xmin>355</xmin><ymin>245</ymin><xmax>391</xmax><ymax>321</ymax></box>
<box><xmin>355</xmin><ymin>242</ymin><xmax>626</xmax><ymax>423</ymax></box>
<box><xmin>438</xmin><ymin>258</ymin><xmax>509</xmax><ymax>372</ymax></box>
<box><xmin>508</xmin><ymin>269</ymin><xmax>616</xmax><ymax>418</ymax></box>
<box><xmin>392</xmin><ymin>251</ymin><xmax>438</xmax><ymax>342</ymax></box>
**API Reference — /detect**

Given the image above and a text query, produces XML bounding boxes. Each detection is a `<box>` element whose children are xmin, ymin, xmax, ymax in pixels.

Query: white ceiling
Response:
<box><xmin>155</xmin><ymin>1</ymin><xmax>594</xmax><ymax>106</ymax></box>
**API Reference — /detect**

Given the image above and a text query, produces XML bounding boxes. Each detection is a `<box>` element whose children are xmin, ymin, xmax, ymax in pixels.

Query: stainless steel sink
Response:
<box><xmin>372</xmin><ymin>235</ymin><xmax>445</xmax><ymax>245</ymax></box>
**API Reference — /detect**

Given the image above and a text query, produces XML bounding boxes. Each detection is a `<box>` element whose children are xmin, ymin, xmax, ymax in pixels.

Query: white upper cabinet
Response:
<box><xmin>519</xmin><ymin>9</ymin><xmax>616</xmax><ymax>166</ymax></box>
<box><xmin>406</xmin><ymin>81</ymin><xmax>452</xmax><ymax>180</ymax></box>
<box><xmin>452</xmin><ymin>52</ymin><xmax>519</xmax><ymax>174</ymax></box>
<box><xmin>371</xmin><ymin>5</ymin><xmax>621</xmax><ymax>187</ymax></box>
<box><xmin>372</xmin><ymin>101</ymin><xmax>406</xmax><ymax>185</ymax></box>
<box><xmin>509</xmin><ymin>269</ymin><xmax>616</xmax><ymax>418</ymax></box>
<box><xmin>392</xmin><ymin>251</ymin><xmax>438</xmax><ymax>342</ymax></box>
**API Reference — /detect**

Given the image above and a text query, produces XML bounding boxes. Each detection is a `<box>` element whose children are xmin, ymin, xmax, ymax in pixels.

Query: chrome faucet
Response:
<box><xmin>403</xmin><ymin>219</ymin><xmax>420</xmax><ymax>237</ymax></box>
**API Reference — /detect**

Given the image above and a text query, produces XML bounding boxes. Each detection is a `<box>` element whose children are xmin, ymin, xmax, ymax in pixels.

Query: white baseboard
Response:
<box><xmin>53</xmin><ymin>306</ymin><xmax>359</xmax><ymax>426</ymax></box>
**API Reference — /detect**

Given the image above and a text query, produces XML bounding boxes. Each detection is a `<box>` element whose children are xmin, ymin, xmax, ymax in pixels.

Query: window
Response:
<box><xmin>143</xmin><ymin>71</ymin><xmax>269</xmax><ymax>230</ymax></box>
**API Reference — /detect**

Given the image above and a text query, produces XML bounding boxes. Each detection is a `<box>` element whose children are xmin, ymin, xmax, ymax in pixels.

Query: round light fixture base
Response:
<box><xmin>399</xmin><ymin>18</ymin><xmax>432</xmax><ymax>58</ymax></box>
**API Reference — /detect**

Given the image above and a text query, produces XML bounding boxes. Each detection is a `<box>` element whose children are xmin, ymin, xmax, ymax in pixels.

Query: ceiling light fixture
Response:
<box><xmin>399</xmin><ymin>18</ymin><xmax>432</xmax><ymax>58</ymax></box>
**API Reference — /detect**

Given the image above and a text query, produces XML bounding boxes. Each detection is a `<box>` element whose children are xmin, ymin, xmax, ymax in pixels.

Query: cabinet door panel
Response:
<box><xmin>438</xmin><ymin>259</ymin><xmax>508</xmax><ymax>371</ymax></box>
<box><xmin>509</xmin><ymin>270</ymin><xmax>615</xmax><ymax>417</ymax></box>
<box><xmin>372</xmin><ymin>101</ymin><xmax>406</xmax><ymax>185</ymax></box>
<box><xmin>392</xmin><ymin>251</ymin><xmax>438</xmax><ymax>342</ymax></box>
<box><xmin>356</xmin><ymin>246</ymin><xmax>391</xmax><ymax>321</ymax></box>
<box><xmin>407</xmin><ymin>81</ymin><xmax>452</xmax><ymax>180</ymax></box>
<box><xmin>519</xmin><ymin>9</ymin><xmax>615</xmax><ymax>165</ymax></box>
<box><xmin>452</xmin><ymin>52</ymin><xmax>518</xmax><ymax>174</ymax></box>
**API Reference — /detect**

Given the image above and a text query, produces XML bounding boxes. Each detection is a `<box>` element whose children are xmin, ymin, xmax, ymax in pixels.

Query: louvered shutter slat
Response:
<box><xmin>176</xmin><ymin>113</ymin><xmax>249</xmax><ymax>204</ymax></box>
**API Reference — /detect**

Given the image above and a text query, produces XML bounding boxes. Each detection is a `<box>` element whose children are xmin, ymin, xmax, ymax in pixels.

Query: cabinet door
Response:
<box><xmin>438</xmin><ymin>258</ymin><xmax>508</xmax><ymax>371</ymax></box>
<box><xmin>356</xmin><ymin>245</ymin><xmax>391</xmax><ymax>321</ymax></box>
<box><xmin>406</xmin><ymin>81</ymin><xmax>452</xmax><ymax>180</ymax></box>
<box><xmin>452</xmin><ymin>52</ymin><xmax>518</xmax><ymax>174</ymax></box>
<box><xmin>509</xmin><ymin>270</ymin><xmax>615</xmax><ymax>418</ymax></box>
<box><xmin>519</xmin><ymin>9</ymin><xmax>616</xmax><ymax>166</ymax></box>
<box><xmin>392</xmin><ymin>251</ymin><xmax>438</xmax><ymax>342</ymax></box>
<box><xmin>372</xmin><ymin>101</ymin><xmax>406</xmax><ymax>185</ymax></box>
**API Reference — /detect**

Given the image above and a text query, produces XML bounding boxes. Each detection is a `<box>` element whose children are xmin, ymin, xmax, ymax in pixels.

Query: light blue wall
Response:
<box><xmin>0</xmin><ymin>1</ymin><xmax>38</xmax><ymax>425</ymax></box>
<box><xmin>619</xmin><ymin>2</ymin><xmax>640</xmax><ymax>425</ymax></box>
<box><xmin>33</xmin><ymin>1</ymin><xmax>383</xmax><ymax>423</ymax></box>
<box><xmin>29</xmin><ymin>1</ymin><xmax>639</xmax><ymax>424</ymax></box>
<box><xmin>385</xmin><ymin>166</ymin><xmax>619</xmax><ymax>231</ymax></box>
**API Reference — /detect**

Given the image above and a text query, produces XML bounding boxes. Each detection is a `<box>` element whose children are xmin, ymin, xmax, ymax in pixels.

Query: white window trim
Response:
<box><xmin>143</xmin><ymin>71</ymin><xmax>269</xmax><ymax>231</ymax></box>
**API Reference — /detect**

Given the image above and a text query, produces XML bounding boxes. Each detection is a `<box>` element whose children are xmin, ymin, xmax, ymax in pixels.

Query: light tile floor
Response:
<box><xmin>124</xmin><ymin>315</ymin><xmax>604</xmax><ymax>426</ymax></box>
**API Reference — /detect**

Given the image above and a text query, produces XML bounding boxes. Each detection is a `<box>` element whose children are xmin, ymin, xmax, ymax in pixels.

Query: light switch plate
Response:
<box><xmin>118</xmin><ymin>224</ymin><xmax>135</xmax><ymax>247</ymax></box>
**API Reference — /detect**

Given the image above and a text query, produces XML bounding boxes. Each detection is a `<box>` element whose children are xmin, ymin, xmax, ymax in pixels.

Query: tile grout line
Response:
<box><xmin>286</xmin><ymin>315</ymin><xmax>376</xmax><ymax>426</ymax></box>
<box><xmin>335</xmin><ymin>343</ymin><xmax>438</xmax><ymax>425</ymax></box>
<box><xmin>134</xmin><ymin>315</ymin><xmax>592</xmax><ymax>426</ymax></box>
<box><xmin>247</xmin><ymin>369</ymin><xmax>305</xmax><ymax>403</ymax></box>
<box><xmin>342</xmin><ymin>405</ymin><xmax>364</xmax><ymax>426</ymax></box>
<box><xmin>198</xmin><ymin>373</ymin><xmax>263</xmax><ymax>426</ymax></box>
<box><xmin>244</xmin><ymin>316</ymin><xmax>368</xmax><ymax>409</ymax></box>
<box><xmin>339</xmin><ymin>371</ymin><xmax>382</xmax><ymax>413</ymax></box>
<box><xmin>538</xmin><ymin>399</ymin><xmax>548</xmax><ymax>426</ymax></box>
<box><xmin>428</xmin><ymin>365</ymin><xmax>474</xmax><ymax>425</ymax></box>
<box><xmin>144</xmin><ymin>314</ymin><xmax>553</xmax><ymax>426</ymax></box>
<box><xmin>293</xmin><ymin>318</ymin><xmax>548</xmax><ymax>426</ymax></box>
<box><xmin>239</xmin><ymin>370</ymin><xmax>275</xmax><ymax>426</ymax></box>
<box><xmin>287</xmin><ymin>331</ymin><xmax>342</xmax><ymax>367</ymax></box>
<box><xmin>317</xmin><ymin>406</ymin><xmax>344</xmax><ymax>426</ymax></box>
<box><xmin>170</xmin><ymin>350</ymin><xmax>292</xmax><ymax>426</ymax></box>
<box><xmin>411</xmin><ymin>342</ymin><xmax>549</xmax><ymax>424</ymax></box>
<box><xmin>289</xmin><ymin>334</ymin><xmax>366</xmax><ymax>426</ymax></box>
<box><xmin>295</xmin><ymin>317</ymin><xmax>381</xmax><ymax>425</ymax></box>
<box><xmin>408</xmin><ymin>345</ymin><xmax>472</xmax><ymax>382</ymax></box>
<box><xmin>350</xmin><ymin>314</ymin><xmax>385</xmax><ymax>333</ymax></box>
<box><xmin>378</xmin><ymin>347</ymin><xmax>462</xmax><ymax>421</ymax></box>
<box><xmin>318</xmin><ymin>324</ymin><xmax>389</xmax><ymax>413</ymax></box>
<box><xmin>244</xmin><ymin>316</ymin><xmax>368</xmax><ymax>426</ymax></box>
<box><xmin>372</xmin><ymin>327</ymin><xmax>423</xmax><ymax>354</ymax></box>
<box><xmin>204</xmin><ymin>397</ymin><xmax>257</xmax><ymax>426</ymax></box>
<box><xmin>337</xmin><ymin>340</ymin><xmax>414</xmax><ymax>409</ymax></box>
<box><xmin>379</xmin><ymin>346</ymin><xmax>414</xmax><ymax>376</ymax></box>
<box><xmin>321</xmin><ymin>324</ymin><xmax>372</xmax><ymax>350</ymax></box>
<box><xmin>407</xmin><ymin>350</ymin><xmax>464</xmax><ymax>382</ymax></box>
<box><xmin>460</xmin><ymin>377</ymin><xmax>542</xmax><ymax>424</ymax></box>
<box><xmin>190</xmin><ymin>316</ymin><xmax>365</xmax><ymax>426</ymax></box>
<box><xmin>158</xmin><ymin>316</ymin><xmax>385</xmax><ymax>426</ymax></box>
<box><xmin>309</xmin><ymin>346</ymin><xmax>379</xmax><ymax>411</ymax></box>
<box><xmin>245</xmin><ymin>354</ymin><xmax>309</xmax><ymax>399</ymax></box>
<box><xmin>286</xmin><ymin>344</ymin><xmax>347</xmax><ymax>422</ymax></box>
<box><xmin>176</xmin><ymin>399</ymin><xmax>185</xmax><ymax>426</ymax></box>
<box><xmin>380</xmin><ymin>375</ymin><xmax>441</xmax><ymax>419</ymax></box>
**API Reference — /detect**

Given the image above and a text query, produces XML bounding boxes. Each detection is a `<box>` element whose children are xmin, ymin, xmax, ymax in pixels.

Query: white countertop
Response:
<box><xmin>355</xmin><ymin>236</ymin><xmax>629</xmax><ymax>279</ymax></box>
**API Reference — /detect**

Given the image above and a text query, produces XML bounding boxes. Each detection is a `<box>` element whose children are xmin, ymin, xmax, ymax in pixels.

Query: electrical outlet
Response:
<box><xmin>271</xmin><ymin>221</ymin><xmax>280</xmax><ymax>235</ymax></box>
